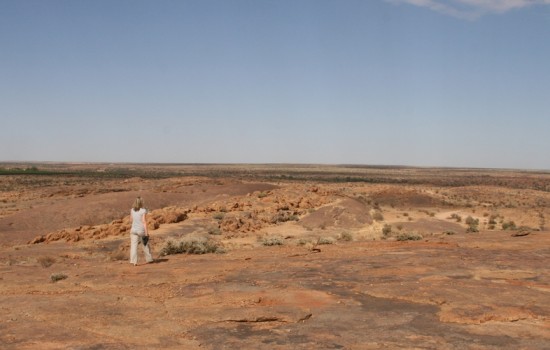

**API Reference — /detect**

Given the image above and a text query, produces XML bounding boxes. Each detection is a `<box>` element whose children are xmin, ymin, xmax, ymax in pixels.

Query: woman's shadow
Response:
<box><xmin>149</xmin><ymin>258</ymin><xmax>169</xmax><ymax>264</ymax></box>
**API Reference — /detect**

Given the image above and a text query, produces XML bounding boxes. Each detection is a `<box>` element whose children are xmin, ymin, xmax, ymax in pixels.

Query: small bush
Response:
<box><xmin>338</xmin><ymin>232</ymin><xmax>353</xmax><ymax>241</ymax></box>
<box><xmin>318</xmin><ymin>237</ymin><xmax>335</xmax><ymax>245</ymax></box>
<box><xmin>396</xmin><ymin>233</ymin><xmax>423</xmax><ymax>241</ymax></box>
<box><xmin>50</xmin><ymin>273</ymin><xmax>68</xmax><ymax>282</ymax></box>
<box><xmin>502</xmin><ymin>221</ymin><xmax>516</xmax><ymax>230</ymax></box>
<box><xmin>213</xmin><ymin>213</ymin><xmax>225</xmax><ymax>220</ymax></box>
<box><xmin>448</xmin><ymin>213</ymin><xmax>462</xmax><ymax>222</ymax></box>
<box><xmin>207</xmin><ymin>226</ymin><xmax>221</xmax><ymax>235</ymax></box>
<box><xmin>382</xmin><ymin>224</ymin><xmax>392</xmax><ymax>237</ymax></box>
<box><xmin>258</xmin><ymin>192</ymin><xmax>268</xmax><ymax>198</ymax></box>
<box><xmin>465</xmin><ymin>216</ymin><xmax>478</xmax><ymax>226</ymax></box>
<box><xmin>262</xmin><ymin>236</ymin><xmax>284</xmax><ymax>246</ymax></box>
<box><xmin>160</xmin><ymin>238</ymin><xmax>224</xmax><ymax>255</ymax></box>
<box><xmin>271</xmin><ymin>212</ymin><xmax>299</xmax><ymax>224</ymax></box>
<box><xmin>465</xmin><ymin>216</ymin><xmax>479</xmax><ymax>233</ymax></box>
<box><xmin>38</xmin><ymin>256</ymin><xmax>56</xmax><ymax>268</ymax></box>
<box><xmin>372</xmin><ymin>210</ymin><xmax>384</xmax><ymax>221</ymax></box>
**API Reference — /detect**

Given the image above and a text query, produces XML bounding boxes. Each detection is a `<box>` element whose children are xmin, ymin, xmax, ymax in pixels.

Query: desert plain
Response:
<box><xmin>0</xmin><ymin>163</ymin><xmax>549</xmax><ymax>349</ymax></box>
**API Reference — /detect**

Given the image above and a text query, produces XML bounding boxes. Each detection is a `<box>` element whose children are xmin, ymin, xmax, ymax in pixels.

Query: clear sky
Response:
<box><xmin>1</xmin><ymin>0</ymin><xmax>549</xmax><ymax>169</ymax></box>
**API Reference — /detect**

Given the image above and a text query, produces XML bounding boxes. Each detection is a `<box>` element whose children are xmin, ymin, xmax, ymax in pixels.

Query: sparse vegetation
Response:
<box><xmin>207</xmin><ymin>226</ymin><xmax>222</xmax><ymax>235</ymax></box>
<box><xmin>160</xmin><ymin>238</ymin><xmax>225</xmax><ymax>255</ymax></box>
<box><xmin>37</xmin><ymin>256</ymin><xmax>56</xmax><ymax>268</ymax></box>
<box><xmin>372</xmin><ymin>210</ymin><xmax>384</xmax><ymax>221</ymax></box>
<box><xmin>338</xmin><ymin>232</ymin><xmax>354</xmax><ymax>241</ymax></box>
<box><xmin>488</xmin><ymin>214</ymin><xmax>498</xmax><ymax>225</ymax></box>
<box><xmin>419</xmin><ymin>209</ymin><xmax>435</xmax><ymax>217</ymax></box>
<box><xmin>318</xmin><ymin>237</ymin><xmax>335</xmax><ymax>245</ymax></box>
<box><xmin>448</xmin><ymin>213</ymin><xmax>462</xmax><ymax>222</ymax></box>
<box><xmin>213</xmin><ymin>212</ymin><xmax>225</xmax><ymax>220</ymax></box>
<box><xmin>465</xmin><ymin>216</ymin><xmax>479</xmax><ymax>233</ymax></box>
<box><xmin>502</xmin><ymin>221</ymin><xmax>517</xmax><ymax>230</ymax></box>
<box><xmin>50</xmin><ymin>273</ymin><xmax>68</xmax><ymax>282</ymax></box>
<box><xmin>382</xmin><ymin>224</ymin><xmax>392</xmax><ymax>237</ymax></box>
<box><xmin>271</xmin><ymin>212</ymin><xmax>299</xmax><ymax>224</ymax></box>
<box><xmin>396</xmin><ymin>233</ymin><xmax>423</xmax><ymax>241</ymax></box>
<box><xmin>261</xmin><ymin>236</ymin><xmax>284</xmax><ymax>246</ymax></box>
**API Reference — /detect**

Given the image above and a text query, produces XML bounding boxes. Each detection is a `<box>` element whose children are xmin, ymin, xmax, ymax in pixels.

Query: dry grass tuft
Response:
<box><xmin>50</xmin><ymin>273</ymin><xmax>68</xmax><ymax>282</ymax></box>
<box><xmin>38</xmin><ymin>256</ymin><xmax>56</xmax><ymax>268</ymax></box>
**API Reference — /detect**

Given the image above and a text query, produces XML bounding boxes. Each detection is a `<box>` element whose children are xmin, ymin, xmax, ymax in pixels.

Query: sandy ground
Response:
<box><xmin>0</xmin><ymin>164</ymin><xmax>549</xmax><ymax>349</ymax></box>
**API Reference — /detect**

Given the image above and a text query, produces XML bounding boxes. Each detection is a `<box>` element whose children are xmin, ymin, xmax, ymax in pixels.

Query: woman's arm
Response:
<box><xmin>142</xmin><ymin>212</ymin><xmax>148</xmax><ymax>236</ymax></box>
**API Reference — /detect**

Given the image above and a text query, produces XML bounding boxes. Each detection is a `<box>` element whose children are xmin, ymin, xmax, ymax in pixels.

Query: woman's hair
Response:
<box><xmin>132</xmin><ymin>197</ymin><xmax>144</xmax><ymax>211</ymax></box>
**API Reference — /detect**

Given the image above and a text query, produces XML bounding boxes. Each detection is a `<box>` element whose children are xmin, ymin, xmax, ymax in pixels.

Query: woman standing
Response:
<box><xmin>129</xmin><ymin>197</ymin><xmax>153</xmax><ymax>266</ymax></box>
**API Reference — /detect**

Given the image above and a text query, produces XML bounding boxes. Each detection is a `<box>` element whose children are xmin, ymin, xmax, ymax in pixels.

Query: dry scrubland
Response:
<box><xmin>0</xmin><ymin>163</ymin><xmax>549</xmax><ymax>349</ymax></box>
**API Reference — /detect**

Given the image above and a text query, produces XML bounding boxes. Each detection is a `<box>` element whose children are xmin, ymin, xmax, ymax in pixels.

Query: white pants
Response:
<box><xmin>130</xmin><ymin>233</ymin><xmax>153</xmax><ymax>265</ymax></box>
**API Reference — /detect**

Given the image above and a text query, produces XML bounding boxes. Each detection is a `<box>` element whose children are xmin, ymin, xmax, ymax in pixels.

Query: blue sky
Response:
<box><xmin>1</xmin><ymin>0</ymin><xmax>549</xmax><ymax>169</ymax></box>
